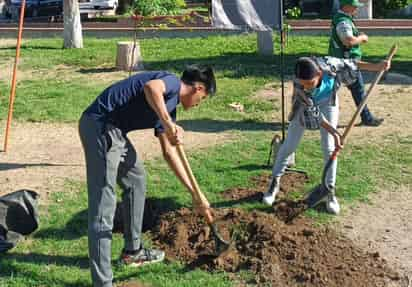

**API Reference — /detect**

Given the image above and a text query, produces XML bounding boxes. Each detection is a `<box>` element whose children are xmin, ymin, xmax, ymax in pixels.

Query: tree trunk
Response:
<box><xmin>116</xmin><ymin>41</ymin><xmax>143</xmax><ymax>71</ymax></box>
<box><xmin>118</xmin><ymin>0</ymin><xmax>133</xmax><ymax>14</ymax></box>
<box><xmin>63</xmin><ymin>0</ymin><xmax>83</xmax><ymax>48</ymax></box>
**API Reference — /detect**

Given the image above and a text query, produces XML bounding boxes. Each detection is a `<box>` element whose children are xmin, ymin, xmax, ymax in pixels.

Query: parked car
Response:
<box><xmin>5</xmin><ymin>0</ymin><xmax>63</xmax><ymax>19</ymax></box>
<box><xmin>79</xmin><ymin>0</ymin><xmax>117</xmax><ymax>11</ymax></box>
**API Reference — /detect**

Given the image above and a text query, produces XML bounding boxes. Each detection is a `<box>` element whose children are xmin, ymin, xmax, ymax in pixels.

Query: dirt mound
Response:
<box><xmin>150</xmin><ymin>208</ymin><xmax>400</xmax><ymax>286</ymax></box>
<box><xmin>223</xmin><ymin>172</ymin><xmax>309</xmax><ymax>201</ymax></box>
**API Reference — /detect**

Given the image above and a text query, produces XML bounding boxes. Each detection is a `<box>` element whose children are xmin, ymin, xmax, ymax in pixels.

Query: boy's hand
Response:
<box><xmin>359</xmin><ymin>33</ymin><xmax>368</xmax><ymax>43</ymax></box>
<box><xmin>381</xmin><ymin>60</ymin><xmax>391</xmax><ymax>71</ymax></box>
<box><xmin>165</xmin><ymin>122</ymin><xmax>184</xmax><ymax>145</ymax></box>
<box><xmin>333</xmin><ymin>133</ymin><xmax>344</xmax><ymax>151</ymax></box>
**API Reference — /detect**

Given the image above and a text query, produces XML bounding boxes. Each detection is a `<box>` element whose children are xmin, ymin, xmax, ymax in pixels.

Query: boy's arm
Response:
<box><xmin>357</xmin><ymin>60</ymin><xmax>391</xmax><ymax>72</ymax></box>
<box><xmin>157</xmin><ymin>133</ymin><xmax>203</xmax><ymax>208</ymax></box>
<box><xmin>336</xmin><ymin>21</ymin><xmax>368</xmax><ymax>47</ymax></box>
<box><xmin>144</xmin><ymin>79</ymin><xmax>181</xmax><ymax>145</ymax></box>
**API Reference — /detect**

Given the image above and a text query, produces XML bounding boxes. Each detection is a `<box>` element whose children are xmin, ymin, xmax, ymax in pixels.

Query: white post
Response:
<box><xmin>357</xmin><ymin>0</ymin><xmax>373</xmax><ymax>19</ymax></box>
<box><xmin>257</xmin><ymin>30</ymin><xmax>273</xmax><ymax>56</ymax></box>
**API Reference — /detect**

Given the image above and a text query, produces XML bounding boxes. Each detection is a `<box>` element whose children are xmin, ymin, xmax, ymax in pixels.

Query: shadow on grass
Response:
<box><xmin>1</xmin><ymin>252</ymin><xmax>89</xmax><ymax>269</ymax></box>
<box><xmin>234</xmin><ymin>163</ymin><xmax>272</xmax><ymax>171</ymax></box>
<box><xmin>178</xmin><ymin>118</ymin><xmax>282</xmax><ymax>133</ymax></box>
<box><xmin>0</xmin><ymin>162</ymin><xmax>82</xmax><ymax>171</ymax></box>
<box><xmin>34</xmin><ymin>197</ymin><xmax>183</xmax><ymax>240</ymax></box>
<box><xmin>141</xmin><ymin>52</ymin><xmax>412</xmax><ymax>80</ymax></box>
<box><xmin>0</xmin><ymin>45</ymin><xmax>62</xmax><ymax>51</ymax></box>
<box><xmin>78</xmin><ymin>67</ymin><xmax>118</xmax><ymax>74</ymax></box>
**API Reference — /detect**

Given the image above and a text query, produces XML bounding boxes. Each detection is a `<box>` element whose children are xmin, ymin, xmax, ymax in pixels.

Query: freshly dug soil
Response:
<box><xmin>223</xmin><ymin>173</ymin><xmax>310</xmax><ymax>222</ymax></box>
<box><xmin>222</xmin><ymin>172</ymin><xmax>309</xmax><ymax>202</ymax></box>
<box><xmin>150</xmin><ymin>208</ymin><xmax>400</xmax><ymax>286</ymax></box>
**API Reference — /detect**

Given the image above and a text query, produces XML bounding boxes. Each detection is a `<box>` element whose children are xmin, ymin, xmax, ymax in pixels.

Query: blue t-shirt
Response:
<box><xmin>310</xmin><ymin>73</ymin><xmax>335</xmax><ymax>105</ymax></box>
<box><xmin>84</xmin><ymin>71</ymin><xmax>181</xmax><ymax>135</ymax></box>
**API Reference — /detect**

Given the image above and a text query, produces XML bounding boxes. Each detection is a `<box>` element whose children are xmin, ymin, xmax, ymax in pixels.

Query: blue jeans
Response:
<box><xmin>348</xmin><ymin>71</ymin><xmax>375</xmax><ymax>123</ymax></box>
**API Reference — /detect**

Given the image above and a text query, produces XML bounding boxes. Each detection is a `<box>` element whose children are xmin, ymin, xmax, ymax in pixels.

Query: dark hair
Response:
<box><xmin>295</xmin><ymin>57</ymin><xmax>320</xmax><ymax>80</ymax></box>
<box><xmin>181</xmin><ymin>65</ymin><xmax>216</xmax><ymax>96</ymax></box>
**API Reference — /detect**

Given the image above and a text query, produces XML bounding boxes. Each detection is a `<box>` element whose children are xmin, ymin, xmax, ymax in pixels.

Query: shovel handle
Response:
<box><xmin>175</xmin><ymin>144</ymin><xmax>214</xmax><ymax>225</ymax></box>
<box><xmin>342</xmin><ymin>44</ymin><xmax>398</xmax><ymax>144</ymax></box>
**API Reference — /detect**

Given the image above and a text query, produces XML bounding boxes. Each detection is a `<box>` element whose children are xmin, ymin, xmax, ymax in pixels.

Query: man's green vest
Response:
<box><xmin>328</xmin><ymin>12</ymin><xmax>362</xmax><ymax>59</ymax></box>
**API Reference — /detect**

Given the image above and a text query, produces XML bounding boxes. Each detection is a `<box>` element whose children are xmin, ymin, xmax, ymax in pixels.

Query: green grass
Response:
<box><xmin>1</xmin><ymin>132</ymin><xmax>411</xmax><ymax>286</ymax></box>
<box><xmin>0</xmin><ymin>34</ymin><xmax>411</xmax><ymax>286</ymax></box>
<box><xmin>0</xmin><ymin>35</ymin><xmax>411</xmax><ymax>122</ymax></box>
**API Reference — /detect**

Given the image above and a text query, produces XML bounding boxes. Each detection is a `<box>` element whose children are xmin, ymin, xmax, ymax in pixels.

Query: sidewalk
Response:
<box><xmin>1</xmin><ymin>18</ymin><xmax>412</xmax><ymax>38</ymax></box>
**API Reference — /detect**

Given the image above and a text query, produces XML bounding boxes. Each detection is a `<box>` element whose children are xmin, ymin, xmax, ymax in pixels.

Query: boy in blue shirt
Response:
<box><xmin>262</xmin><ymin>56</ymin><xmax>390</xmax><ymax>214</ymax></box>
<box><xmin>79</xmin><ymin>65</ymin><xmax>216</xmax><ymax>287</ymax></box>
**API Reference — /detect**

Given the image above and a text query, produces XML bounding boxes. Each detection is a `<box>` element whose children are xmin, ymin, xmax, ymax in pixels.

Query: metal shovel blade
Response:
<box><xmin>284</xmin><ymin>184</ymin><xmax>331</xmax><ymax>223</ymax></box>
<box><xmin>303</xmin><ymin>184</ymin><xmax>331</xmax><ymax>209</ymax></box>
<box><xmin>210</xmin><ymin>223</ymin><xmax>231</xmax><ymax>255</ymax></box>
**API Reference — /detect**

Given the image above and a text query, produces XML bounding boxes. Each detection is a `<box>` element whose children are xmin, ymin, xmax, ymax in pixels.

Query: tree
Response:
<box><xmin>373</xmin><ymin>0</ymin><xmax>408</xmax><ymax>18</ymax></box>
<box><xmin>63</xmin><ymin>0</ymin><xmax>83</xmax><ymax>48</ymax></box>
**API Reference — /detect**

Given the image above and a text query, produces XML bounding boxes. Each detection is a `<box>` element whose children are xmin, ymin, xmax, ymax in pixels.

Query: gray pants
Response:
<box><xmin>272</xmin><ymin>100</ymin><xmax>339</xmax><ymax>188</ymax></box>
<box><xmin>79</xmin><ymin>114</ymin><xmax>146</xmax><ymax>287</ymax></box>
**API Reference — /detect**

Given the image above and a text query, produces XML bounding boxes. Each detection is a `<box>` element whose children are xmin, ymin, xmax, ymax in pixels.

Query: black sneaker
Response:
<box><xmin>361</xmin><ymin>117</ymin><xmax>384</xmax><ymax>127</ymax></box>
<box><xmin>120</xmin><ymin>248</ymin><xmax>165</xmax><ymax>267</ymax></box>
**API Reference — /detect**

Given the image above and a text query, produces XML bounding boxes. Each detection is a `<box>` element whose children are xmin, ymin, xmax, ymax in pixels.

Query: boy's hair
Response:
<box><xmin>181</xmin><ymin>65</ymin><xmax>216</xmax><ymax>96</ymax></box>
<box><xmin>295</xmin><ymin>57</ymin><xmax>320</xmax><ymax>80</ymax></box>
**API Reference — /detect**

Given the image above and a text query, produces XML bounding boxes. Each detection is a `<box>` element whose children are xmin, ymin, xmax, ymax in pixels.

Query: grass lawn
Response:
<box><xmin>0</xmin><ymin>34</ymin><xmax>411</xmax><ymax>286</ymax></box>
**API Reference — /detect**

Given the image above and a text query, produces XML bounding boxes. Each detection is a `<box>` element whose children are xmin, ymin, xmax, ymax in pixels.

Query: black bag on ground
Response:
<box><xmin>0</xmin><ymin>190</ymin><xmax>39</xmax><ymax>253</ymax></box>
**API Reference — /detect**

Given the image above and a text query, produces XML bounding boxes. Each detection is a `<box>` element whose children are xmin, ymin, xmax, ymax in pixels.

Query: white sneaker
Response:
<box><xmin>326</xmin><ymin>194</ymin><xmax>340</xmax><ymax>215</ymax></box>
<box><xmin>262</xmin><ymin>177</ymin><xmax>280</xmax><ymax>206</ymax></box>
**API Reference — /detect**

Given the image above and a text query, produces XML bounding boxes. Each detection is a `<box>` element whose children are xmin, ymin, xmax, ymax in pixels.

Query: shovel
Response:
<box><xmin>287</xmin><ymin>44</ymin><xmax>398</xmax><ymax>222</ymax></box>
<box><xmin>175</xmin><ymin>144</ymin><xmax>231</xmax><ymax>255</ymax></box>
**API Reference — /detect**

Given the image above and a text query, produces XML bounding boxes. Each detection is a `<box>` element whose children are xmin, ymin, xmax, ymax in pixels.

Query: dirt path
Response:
<box><xmin>336</xmin><ymin>184</ymin><xmax>412</xmax><ymax>285</ymax></box>
<box><xmin>0</xmin><ymin>122</ymin><xmax>235</xmax><ymax>199</ymax></box>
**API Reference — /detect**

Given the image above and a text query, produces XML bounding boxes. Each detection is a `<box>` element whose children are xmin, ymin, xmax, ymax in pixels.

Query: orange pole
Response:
<box><xmin>3</xmin><ymin>0</ymin><xmax>26</xmax><ymax>152</ymax></box>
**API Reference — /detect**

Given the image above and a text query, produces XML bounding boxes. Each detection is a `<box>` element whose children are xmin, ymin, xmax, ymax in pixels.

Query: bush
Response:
<box><xmin>132</xmin><ymin>0</ymin><xmax>186</xmax><ymax>16</ymax></box>
<box><xmin>286</xmin><ymin>6</ymin><xmax>302</xmax><ymax>19</ymax></box>
<box><xmin>373</xmin><ymin>0</ymin><xmax>409</xmax><ymax>18</ymax></box>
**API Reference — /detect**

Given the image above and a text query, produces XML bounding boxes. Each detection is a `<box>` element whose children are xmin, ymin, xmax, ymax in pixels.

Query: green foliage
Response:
<box><xmin>132</xmin><ymin>0</ymin><xmax>186</xmax><ymax>16</ymax></box>
<box><xmin>286</xmin><ymin>6</ymin><xmax>302</xmax><ymax>19</ymax></box>
<box><xmin>373</xmin><ymin>0</ymin><xmax>409</xmax><ymax>18</ymax></box>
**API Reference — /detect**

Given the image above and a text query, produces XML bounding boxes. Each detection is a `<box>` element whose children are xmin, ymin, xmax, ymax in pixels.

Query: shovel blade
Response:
<box><xmin>304</xmin><ymin>184</ymin><xmax>331</xmax><ymax>209</ymax></box>
<box><xmin>210</xmin><ymin>223</ymin><xmax>231</xmax><ymax>255</ymax></box>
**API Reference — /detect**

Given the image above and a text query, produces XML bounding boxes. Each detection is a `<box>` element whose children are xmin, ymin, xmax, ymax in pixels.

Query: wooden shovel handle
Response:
<box><xmin>341</xmin><ymin>44</ymin><xmax>398</xmax><ymax>144</ymax></box>
<box><xmin>176</xmin><ymin>144</ymin><xmax>214</xmax><ymax>225</ymax></box>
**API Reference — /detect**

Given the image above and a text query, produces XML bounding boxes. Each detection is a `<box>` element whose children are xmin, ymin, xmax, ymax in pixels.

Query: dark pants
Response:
<box><xmin>79</xmin><ymin>114</ymin><xmax>146</xmax><ymax>287</ymax></box>
<box><xmin>347</xmin><ymin>71</ymin><xmax>375</xmax><ymax>123</ymax></box>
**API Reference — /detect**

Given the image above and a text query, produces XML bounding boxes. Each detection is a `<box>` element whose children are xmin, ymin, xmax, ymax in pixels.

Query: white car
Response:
<box><xmin>79</xmin><ymin>0</ymin><xmax>117</xmax><ymax>11</ymax></box>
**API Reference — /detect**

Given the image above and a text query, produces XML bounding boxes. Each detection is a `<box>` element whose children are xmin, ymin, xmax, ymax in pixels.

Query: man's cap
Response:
<box><xmin>340</xmin><ymin>0</ymin><xmax>364</xmax><ymax>7</ymax></box>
